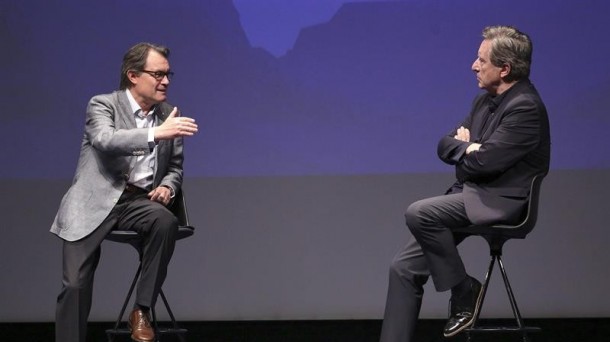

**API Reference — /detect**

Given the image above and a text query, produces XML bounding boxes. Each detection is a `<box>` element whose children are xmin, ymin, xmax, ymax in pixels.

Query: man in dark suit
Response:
<box><xmin>51</xmin><ymin>43</ymin><xmax>198</xmax><ymax>342</ymax></box>
<box><xmin>380</xmin><ymin>26</ymin><xmax>550</xmax><ymax>342</ymax></box>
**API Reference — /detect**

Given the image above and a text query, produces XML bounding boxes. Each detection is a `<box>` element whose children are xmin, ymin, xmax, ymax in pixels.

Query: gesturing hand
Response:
<box><xmin>154</xmin><ymin>107</ymin><xmax>199</xmax><ymax>141</ymax></box>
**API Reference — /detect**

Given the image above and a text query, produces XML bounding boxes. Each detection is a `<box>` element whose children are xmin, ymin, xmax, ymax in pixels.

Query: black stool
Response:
<box><xmin>105</xmin><ymin>190</ymin><xmax>194</xmax><ymax>342</ymax></box>
<box><xmin>455</xmin><ymin>175</ymin><xmax>545</xmax><ymax>342</ymax></box>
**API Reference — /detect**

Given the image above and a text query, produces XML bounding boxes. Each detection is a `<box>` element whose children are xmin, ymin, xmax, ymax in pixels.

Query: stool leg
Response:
<box><xmin>151</xmin><ymin>307</ymin><xmax>160</xmax><ymax>342</ymax></box>
<box><xmin>107</xmin><ymin>263</ymin><xmax>142</xmax><ymax>341</ymax></box>
<box><xmin>471</xmin><ymin>255</ymin><xmax>496</xmax><ymax>326</ymax></box>
<box><xmin>497</xmin><ymin>256</ymin><xmax>525</xmax><ymax>328</ymax></box>
<box><xmin>498</xmin><ymin>255</ymin><xmax>537</xmax><ymax>342</ymax></box>
<box><xmin>159</xmin><ymin>289</ymin><xmax>187</xmax><ymax>342</ymax></box>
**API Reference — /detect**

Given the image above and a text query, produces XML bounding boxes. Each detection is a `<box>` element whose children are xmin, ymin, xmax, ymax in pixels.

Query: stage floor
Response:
<box><xmin>1</xmin><ymin>318</ymin><xmax>608</xmax><ymax>341</ymax></box>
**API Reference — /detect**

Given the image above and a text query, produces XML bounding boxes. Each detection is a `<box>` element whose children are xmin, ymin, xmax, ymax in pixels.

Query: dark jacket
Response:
<box><xmin>438</xmin><ymin>79</ymin><xmax>550</xmax><ymax>225</ymax></box>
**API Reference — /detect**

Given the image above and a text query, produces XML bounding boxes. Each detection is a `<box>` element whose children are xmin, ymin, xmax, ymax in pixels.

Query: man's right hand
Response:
<box><xmin>454</xmin><ymin>126</ymin><xmax>470</xmax><ymax>142</ymax></box>
<box><xmin>154</xmin><ymin>107</ymin><xmax>199</xmax><ymax>141</ymax></box>
<box><xmin>454</xmin><ymin>126</ymin><xmax>481</xmax><ymax>154</ymax></box>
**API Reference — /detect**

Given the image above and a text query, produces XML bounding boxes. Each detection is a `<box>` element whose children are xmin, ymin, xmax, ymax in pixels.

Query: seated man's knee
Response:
<box><xmin>388</xmin><ymin>257</ymin><xmax>403</xmax><ymax>277</ymax></box>
<box><xmin>162</xmin><ymin>213</ymin><xmax>179</xmax><ymax>233</ymax></box>
<box><xmin>405</xmin><ymin>200</ymin><xmax>427</xmax><ymax>233</ymax></box>
<box><xmin>151</xmin><ymin>208</ymin><xmax>179</xmax><ymax>235</ymax></box>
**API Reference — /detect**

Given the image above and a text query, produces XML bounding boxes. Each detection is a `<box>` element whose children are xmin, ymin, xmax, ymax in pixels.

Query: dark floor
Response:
<box><xmin>1</xmin><ymin>318</ymin><xmax>608</xmax><ymax>342</ymax></box>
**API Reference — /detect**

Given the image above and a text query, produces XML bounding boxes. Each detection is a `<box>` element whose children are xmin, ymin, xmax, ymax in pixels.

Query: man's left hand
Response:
<box><xmin>466</xmin><ymin>143</ymin><xmax>481</xmax><ymax>154</ymax></box>
<box><xmin>148</xmin><ymin>186</ymin><xmax>171</xmax><ymax>206</ymax></box>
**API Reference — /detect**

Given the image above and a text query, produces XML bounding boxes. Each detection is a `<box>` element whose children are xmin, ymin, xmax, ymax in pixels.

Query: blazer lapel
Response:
<box><xmin>480</xmin><ymin>80</ymin><xmax>532</xmax><ymax>141</ymax></box>
<box><xmin>114</xmin><ymin>91</ymin><xmax>140</xmax><ymax>173</ymax></box>
<box><xmin>115</xmin><ymin>91</ymin><xmax>137</xmax><ymax>129</ymax></box>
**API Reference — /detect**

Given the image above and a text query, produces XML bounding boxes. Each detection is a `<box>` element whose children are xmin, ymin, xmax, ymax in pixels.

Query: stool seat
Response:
<box><xmin>105</xmin><ymin>225</ymin><xmax>194</xmax><ymax>243</ymax></box>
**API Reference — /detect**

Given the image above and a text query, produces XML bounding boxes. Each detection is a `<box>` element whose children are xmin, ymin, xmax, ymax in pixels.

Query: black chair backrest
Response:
<box><xmin>171</xmin><ymin>189</ymin><xmax>195</xmax><ymax>240</ymax></box>
<box><xmin>492</xmin><ymin>174</ymin><xmax>545</xmax><ymax>237</ymax></box>
<box><xmin>169</xmin><ymin>189</ymin><xmax>190</xmax><ymax>227</ymax></box>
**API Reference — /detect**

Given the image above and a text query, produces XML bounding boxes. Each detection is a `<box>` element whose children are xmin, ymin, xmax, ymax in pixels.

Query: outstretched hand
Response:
<box><xmin>154</xmin><ymin>107</ymin><xmax>198</xmax><ymax>141</ymax></box>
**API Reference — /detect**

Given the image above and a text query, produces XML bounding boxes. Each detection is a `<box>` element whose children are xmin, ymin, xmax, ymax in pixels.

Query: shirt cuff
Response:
<box><xmin>147</xmin><ymin>127</ymin><xmax>157</xmax><ymax>152</ymax></box>
<box><xmin>161</xmin><ymin>184</ymin><xmax>176</xmax><ymax>198</ymax></box>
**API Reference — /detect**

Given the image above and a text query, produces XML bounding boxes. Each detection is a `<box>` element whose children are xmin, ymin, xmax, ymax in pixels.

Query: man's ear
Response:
<box><xmin>126</xmin><ymin>70</ymin><xmax>139</xmax><ymax>85</ymax></box>
<box><xmin>500</xmin><ymin>63</ymin><xmax>511</xmax><ymax>79</ymax></box>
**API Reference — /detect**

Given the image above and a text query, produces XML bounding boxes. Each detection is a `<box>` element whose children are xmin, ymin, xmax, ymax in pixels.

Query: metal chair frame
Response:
<box><xmin>455</xmin><ymin>175</ymin><xmax>545</xmax><ymax>342</ymax></box>
<box><xmin>105</xmin><ymin>190</ymin><xmax>193</xmax><ymax>342</ymax></box>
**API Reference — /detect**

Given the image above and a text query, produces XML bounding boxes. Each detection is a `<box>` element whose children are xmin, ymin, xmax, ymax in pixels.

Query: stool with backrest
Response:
<box><xmin>454</xmin><ymin>174</ymin><xmax>545</xmax><ymax>342</ymax></box>
<box><xmin>105</xmin><ymin>189</ymin><xmax>194</xmax><ymax>342</ymax></box>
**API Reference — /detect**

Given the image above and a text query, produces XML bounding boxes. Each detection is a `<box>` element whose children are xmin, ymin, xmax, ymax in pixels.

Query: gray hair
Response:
<box><xmin>482</xmin><ymin>26</ymin><xmax>532</xmax><ymax>82</ymax></box>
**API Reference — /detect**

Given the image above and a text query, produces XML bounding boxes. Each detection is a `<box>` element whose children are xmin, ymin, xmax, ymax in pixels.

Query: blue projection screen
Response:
<box><xmin>1</xmin><ymin>0</ymin><xmax>609</xmax><ymax>322</ymax></box>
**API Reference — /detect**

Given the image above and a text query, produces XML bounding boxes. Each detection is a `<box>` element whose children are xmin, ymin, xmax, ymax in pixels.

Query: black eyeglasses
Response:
<box><xmin>140</xmin><ymin>69</ymin><xmax>174</xmax><ymax>81</ymax></box>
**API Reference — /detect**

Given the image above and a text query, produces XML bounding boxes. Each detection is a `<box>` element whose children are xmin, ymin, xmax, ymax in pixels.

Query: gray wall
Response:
<box><xmin>1</xmin><ymin>169</ymin><xmax>609</xmax><ymax>322</ymax></box>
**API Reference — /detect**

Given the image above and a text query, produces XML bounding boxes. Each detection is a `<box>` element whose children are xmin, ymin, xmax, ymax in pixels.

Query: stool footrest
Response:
<box><xmin>105</xmin><ymin>327</ymin><xmax>187</xmax><ymax>335</ymax></box>
<box><xmin>466</xmin><ymin>326</ymin><xmax>541</xmax><ymax>333</ymax></box>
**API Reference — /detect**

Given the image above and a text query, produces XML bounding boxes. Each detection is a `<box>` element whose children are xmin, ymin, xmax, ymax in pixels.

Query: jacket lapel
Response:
<box><xmin>116</xmin><ymin>91</ymin><xmax>137</xmax><ymax>129</ymax></box>
<box><xmin>481</xmin><ymin>80</ymin><xmax>532</xmax><ymax>140</ymax></box>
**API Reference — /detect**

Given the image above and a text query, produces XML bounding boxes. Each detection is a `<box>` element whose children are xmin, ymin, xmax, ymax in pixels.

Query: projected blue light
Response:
<box><xmin>1</xmin><ymin>0</ymin><xmax>608</xmax><ymax>178</ymax></box>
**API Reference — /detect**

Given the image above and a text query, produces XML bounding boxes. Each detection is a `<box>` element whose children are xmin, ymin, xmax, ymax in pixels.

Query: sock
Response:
<box><xmin>451</xmin><ymin>275</ymin><xmax>472</xmax><ymax>298</ymax></box>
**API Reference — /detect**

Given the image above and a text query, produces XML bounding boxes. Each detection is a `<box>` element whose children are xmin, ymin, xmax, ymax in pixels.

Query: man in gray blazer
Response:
<box><xmin>380</xmin><ymin>26</ymin><xmax>550</xmax><ymax>342</ymax></box>
<box><xmin>51</xmin><ymin>42</ymin><xmax>198</xmax><ymax>342</ymax></box>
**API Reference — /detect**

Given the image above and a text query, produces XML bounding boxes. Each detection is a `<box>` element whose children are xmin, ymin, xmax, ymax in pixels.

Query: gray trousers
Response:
<box><xmin>55</xmin><ymin>190</ymin><xmax>178</xmax><ymax>342</ymax></box>
<box><xmin>380</xmin><ymin>193</ymin><xmax>472</xmax><ymax>342</ymax></box>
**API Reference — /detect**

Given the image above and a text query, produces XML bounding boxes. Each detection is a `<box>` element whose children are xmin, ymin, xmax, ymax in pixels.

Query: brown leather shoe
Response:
<box><xmin>128</xmin><ymin>308</ymin><xmax>155</xmax><ymax>342</ymax></box>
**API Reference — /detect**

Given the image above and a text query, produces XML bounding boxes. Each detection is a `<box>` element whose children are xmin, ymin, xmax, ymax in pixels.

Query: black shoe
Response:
<box><xmin>443</xmin><ymin>277</ymin><xmax>483</xmax><ymax>337</ymax></box>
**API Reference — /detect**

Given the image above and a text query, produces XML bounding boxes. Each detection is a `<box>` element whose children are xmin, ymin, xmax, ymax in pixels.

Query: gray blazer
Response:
<box><xmin>51</xmin><ymin>91</ymin><xmax>184</xmax><ymax>241</ymax></box>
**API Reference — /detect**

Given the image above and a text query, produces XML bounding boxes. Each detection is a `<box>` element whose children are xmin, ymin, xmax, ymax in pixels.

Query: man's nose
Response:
<box><xmin>471</xmin><ymin>61</ymin><xmax>478</xmax><ymax>71</ymax></box>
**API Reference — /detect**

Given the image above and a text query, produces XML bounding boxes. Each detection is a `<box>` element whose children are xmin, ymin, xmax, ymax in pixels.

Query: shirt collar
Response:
<box><xmin>488</xmin><ymin>79</ymin><xmax>531</xmax><ymax>112</ymax></box>
<box><xmin>125</xmin><ymin>89</ymin><xmax>155</xmax><ymax>118</ymax></box>
<box><xmin>487</xmin><ymin>82</ymin><xmax>515</xmax><ymax>113</ymax></box>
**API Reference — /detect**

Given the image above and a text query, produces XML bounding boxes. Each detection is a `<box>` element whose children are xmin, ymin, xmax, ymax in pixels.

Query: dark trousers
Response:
<box><xmin>380</xmin><ymin>193</ymin><xmax>471</xmax><ymax>342</ymax></box>
<box><xmin>55</xmin><ymin>190</ymin><xmax>178</xmax><ymax>342</ymax></box>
